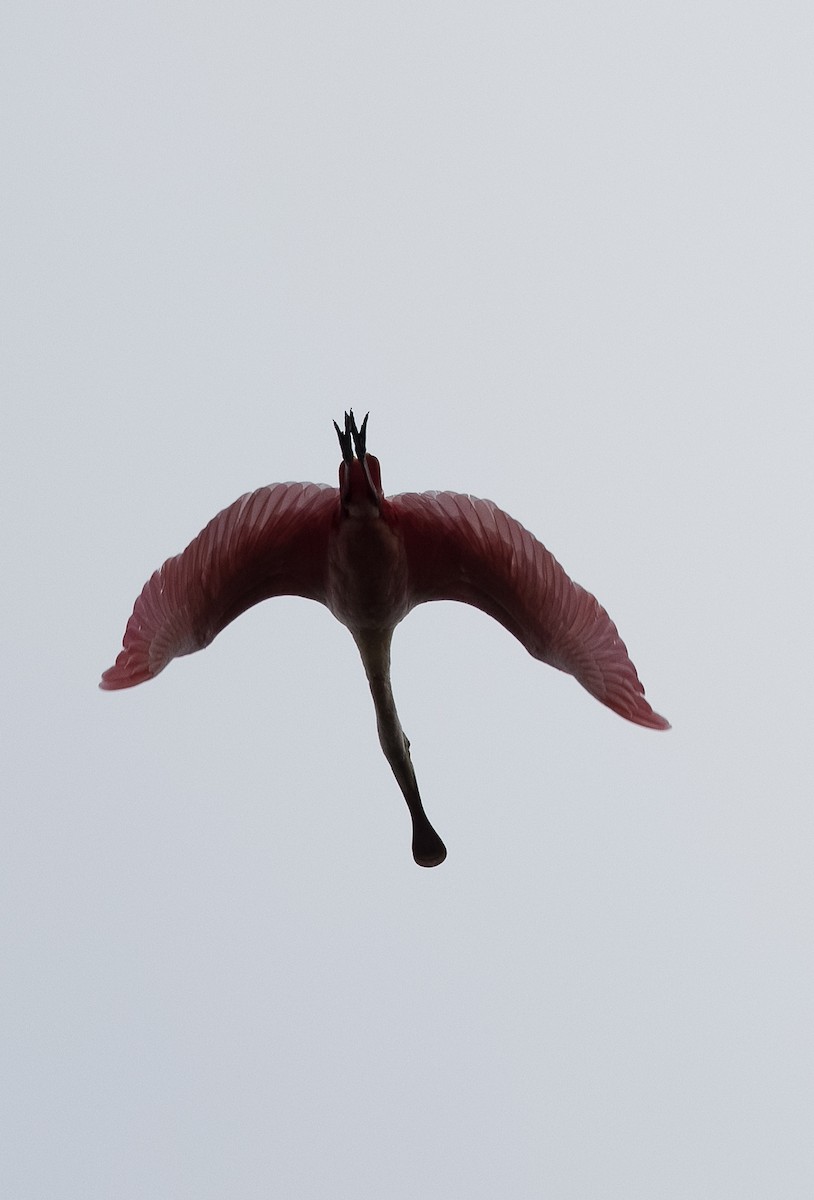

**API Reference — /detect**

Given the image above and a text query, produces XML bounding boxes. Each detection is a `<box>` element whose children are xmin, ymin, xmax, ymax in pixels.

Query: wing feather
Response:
<box><xmin>389</xmin><ymin>491</ymin><xmax>668</xmax><ymax>730</ymax></box>
<box><xmin>101</xmin><ymin>482</ymin><xmax>338</xmax><ymax>690</ymax></box>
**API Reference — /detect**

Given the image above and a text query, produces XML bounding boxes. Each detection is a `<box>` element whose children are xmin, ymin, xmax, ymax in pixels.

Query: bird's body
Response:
<box><xmin>328</xmin><ymin>498</ymin><xmax>409</xmax><ymax>631</ymax></box>
<box><xmin>101</xmin><ymin>413</ymin><xmax>668</xmax><ymax>866</ymax></box>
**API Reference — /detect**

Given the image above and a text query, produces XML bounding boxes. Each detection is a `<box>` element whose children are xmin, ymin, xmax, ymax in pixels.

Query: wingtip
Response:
<box><xmin>99</xmin><ymin>673</ymin><xmax>129</xmax><ymax>691</ymax></box>
<box><xmin>628</xmin><ymin>699</ymin><xmax>671</xmax><ymax>731</ymax></box>
<box><xmin>99</xmin><ymin>666</ymin><xmax>119</xmax><ymax>691</ymax></box>
<box><xmin>98</xmin><ymin>659</ymin><xmax>154</xmax><ymax>690</ymax></box>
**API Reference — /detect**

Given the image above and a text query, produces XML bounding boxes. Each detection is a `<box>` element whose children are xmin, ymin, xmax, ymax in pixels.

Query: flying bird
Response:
<box><xmin>101</xmin><ymin>412</ymin><xmax>668</xmax><ymax>867</ymax></box>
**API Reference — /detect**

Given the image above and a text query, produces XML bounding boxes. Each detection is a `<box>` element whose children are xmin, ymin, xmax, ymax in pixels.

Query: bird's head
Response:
<box><xmin>334</xmin><ymin>410</ymin><xmax>384</xmax><ymax>517</ymax></box>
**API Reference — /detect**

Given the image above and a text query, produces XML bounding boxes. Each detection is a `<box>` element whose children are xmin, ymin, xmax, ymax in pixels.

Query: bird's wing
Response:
<box><xmin>101</xmin><ymin>482</ymin><xmax>338</xmax><ymax>690</ymax></box>
<box><xmin>389</xmin><ymin>491</ymin><xmax>669</xmax><ymax>730</ymax></box>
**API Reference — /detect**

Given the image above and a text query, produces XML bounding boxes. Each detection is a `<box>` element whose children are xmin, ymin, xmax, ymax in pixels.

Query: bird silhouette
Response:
<box><xmin>101</xmin><ymin>411</ymin><xmax>668</xmax><ymax>866</ymax></box>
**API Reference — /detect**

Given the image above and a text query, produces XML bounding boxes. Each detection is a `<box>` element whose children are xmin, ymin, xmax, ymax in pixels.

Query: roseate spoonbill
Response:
<box><xmin>101</xmin><ymin>412</ymin><xmax>668</xmax><ymax>866</ymax></box>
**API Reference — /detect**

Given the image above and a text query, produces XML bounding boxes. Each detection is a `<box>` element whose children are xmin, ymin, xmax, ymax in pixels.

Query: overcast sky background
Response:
<box><xmin>3</xmin><ymin>2</ymin><xmax>813</xmax><ymax>1197</ymax></box>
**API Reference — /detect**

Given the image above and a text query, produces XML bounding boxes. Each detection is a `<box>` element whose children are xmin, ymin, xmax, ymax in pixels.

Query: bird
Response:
<box><xmin>101</xmin><ymin>411</ymin><xmax>669</xmax><ymax>867</ymax></box>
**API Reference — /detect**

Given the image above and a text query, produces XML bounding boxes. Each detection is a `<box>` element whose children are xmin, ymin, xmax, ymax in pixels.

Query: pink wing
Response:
<box><xmin>100</xmin><ymin>482</ymin><xmax>339</xmax><ymax>690</ymax></box>
<box><xmin>389</xmin><ymin>491</ymin><xmax>669</xmax><ymax>730</ymax></box>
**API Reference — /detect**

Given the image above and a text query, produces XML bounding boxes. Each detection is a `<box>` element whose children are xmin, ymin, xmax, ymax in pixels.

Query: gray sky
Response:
<box><xmin>3</xmin><ymin>2</ymin><xmax>813</xmax><ymax>1197</ymax></box>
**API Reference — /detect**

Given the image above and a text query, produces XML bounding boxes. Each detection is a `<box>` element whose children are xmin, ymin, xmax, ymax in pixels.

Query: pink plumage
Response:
<box><xmin>102</xmin><ymin>413</ymin><xmax>668</xmax><ymax>865</ymax></box>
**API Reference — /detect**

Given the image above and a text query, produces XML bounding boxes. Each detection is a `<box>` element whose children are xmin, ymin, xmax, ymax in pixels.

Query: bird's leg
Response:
<box><xmin>352</xmin><ymin>627</ymin><xmax>447</xmax><ymax>867</ymax></box>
